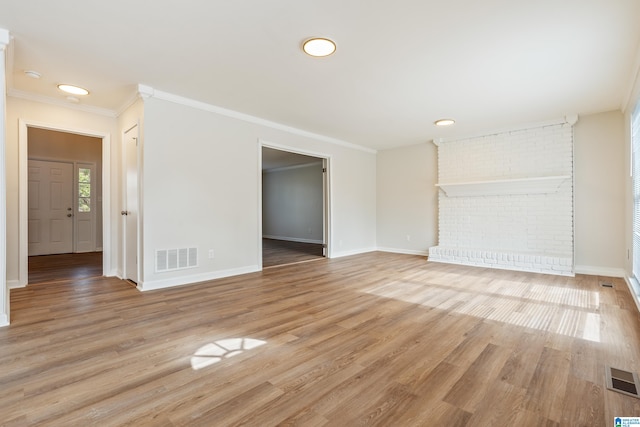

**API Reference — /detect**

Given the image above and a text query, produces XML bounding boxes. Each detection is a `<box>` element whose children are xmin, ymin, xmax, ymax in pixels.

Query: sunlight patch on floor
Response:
<box><xmin>363</xmin><ymin>280</ymin><xmax>601</xmax><ymax>342</ymax></box>
<box><xmin>191</xmin><ymin>338</ymin><xmax>267</xmax><ymax>370</ymax></box>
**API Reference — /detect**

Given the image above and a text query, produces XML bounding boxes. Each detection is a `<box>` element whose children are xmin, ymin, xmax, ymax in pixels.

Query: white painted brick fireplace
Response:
<box><xmin>429</xmin><ymin>117</ymin><xmax>577</xmax><ymax>276</ymax></box>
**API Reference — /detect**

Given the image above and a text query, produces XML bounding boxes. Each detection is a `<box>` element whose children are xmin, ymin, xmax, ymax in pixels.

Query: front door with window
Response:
<box><xmin>28</xmin><ymin>160</ymin><xmax>74</xmax><ymax>255</ymax></box>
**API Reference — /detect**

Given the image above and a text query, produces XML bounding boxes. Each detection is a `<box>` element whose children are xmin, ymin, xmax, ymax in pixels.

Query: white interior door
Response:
<box><xmin>124</xmin><ymin>126</ymin><xmax>139</xmax><ymax>283</ymax></box>
<box><xmin>75</xmin><ymin>163</ymin><xmax>96</xmax><ymax>252</ymax></box>
<box><xmin>28</xmin><ymin>159</ymin><xmax>74</xmax><ymax>256</ymax></box>
<box><xmin>322</xmin><ymin>158</ymin><xmax>328</xmax><ymax>257</ymax></box>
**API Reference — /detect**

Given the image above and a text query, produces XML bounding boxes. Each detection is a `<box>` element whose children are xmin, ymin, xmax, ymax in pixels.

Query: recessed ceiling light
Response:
<box><xmin>24</xmin><ymin>70</ymin><xmax>41</xmax><ymax>79</ymax></box>
<box><xmin>57</xmin><ymin>84</ymin><xmax>89</xmax><ymax>96</ymax></box>
<box><xmin>303</xmin><ymin>38</ymin><xmax>336</xmax><ymax>57</ymax></box>
<box><xmin>435</xmin><ymin>119</ymin><xmax>455</xmax><ymax>126</ymax></box>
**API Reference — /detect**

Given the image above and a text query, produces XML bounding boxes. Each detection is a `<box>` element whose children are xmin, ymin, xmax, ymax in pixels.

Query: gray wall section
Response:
<box><xmin>262</xmin><ymin>163</ymin><xmax>324</xmax><ymax>243</ymax></box>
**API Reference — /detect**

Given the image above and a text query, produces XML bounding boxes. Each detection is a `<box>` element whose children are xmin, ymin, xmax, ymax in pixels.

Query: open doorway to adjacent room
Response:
<box><xmin>261</xmin><ymin>145</ymin><xmax>329</xmax><ymax>268</ymax></box>
<box><xmin>26</xmin><ymin>127</ymin><xmax>104</xmax><ymax>285</ymax></box>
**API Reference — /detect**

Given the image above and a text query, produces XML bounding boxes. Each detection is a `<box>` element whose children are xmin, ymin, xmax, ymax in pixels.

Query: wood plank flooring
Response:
<box><xmin>262</xmin><ymin>238</ymin><xmax>324</xmax><ymax>268</ymax></box>
<box><xmin>28</xmin><ymin>252</ymin><xmax>103</xmax><ymax>285</ymax></box>
<box><xmin>3</xmin><ymin>252</ymin><xmax>640</xmax><ymax>426</ymax></box>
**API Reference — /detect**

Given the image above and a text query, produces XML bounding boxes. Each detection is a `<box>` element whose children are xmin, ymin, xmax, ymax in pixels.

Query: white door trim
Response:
<box><xmin>18</xmin><ymin>119</ymin><xmax>112</xmax><ymax>286</ymax></box>
<box><xmin>257</xmin><ymin>138</ymin><xmax>332</xmax><ymax>270</ymax></box>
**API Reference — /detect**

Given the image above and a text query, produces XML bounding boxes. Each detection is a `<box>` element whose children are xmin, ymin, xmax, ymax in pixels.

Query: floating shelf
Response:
<box><xmin>436</xmin><ymin>175</ymin><xmax>570</xmax><ymax>197</ymax></box>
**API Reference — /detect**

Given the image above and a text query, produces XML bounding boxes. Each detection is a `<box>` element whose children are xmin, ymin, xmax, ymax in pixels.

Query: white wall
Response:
<box><xmin>139</xmin><ymin>95</ymin><xmax>376</xmax><ymax>290</ymax></box>
<box><xmin>262</xmin><ymin>163</ymin><xmax>324</xmax><ymax>243</ymax></box>
<box><xmin>5</xmin><ymin>97</ymin><xmax>119</xmax><ymax>284</ymax></box>
<box><xmin>376</xmin><ymin>143</ymin><xmax>437</xmax><ymax>255</ymax></box>
<box><xmin>574</xmin><ymin>111</ymin><xmax>626</xmax><ymax>276</ymax></box>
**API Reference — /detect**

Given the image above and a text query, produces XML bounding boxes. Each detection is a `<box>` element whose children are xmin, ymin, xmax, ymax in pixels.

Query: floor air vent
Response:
<box><xmin>156</xmin><ymin>248</ymin><xmax>198</xmax><ymax>273</ymax></box>
<box><xmin>606</xmin><ymin>366</ymin><xmax>640</xmax><ymax>398</ymax></box>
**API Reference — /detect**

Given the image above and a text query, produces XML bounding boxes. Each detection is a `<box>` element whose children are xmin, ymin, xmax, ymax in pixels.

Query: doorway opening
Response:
<box><xmin>260</xmin><ymin>144</ymin><xmax>330</xmax><ymax>268</ymax></box>
<box><xmin>26</xmin><ymin>128</ymin><xmax>104</xmax><ymax>285</ymax></box>
<box><xmin>18</xmin><ymin>120</ymin><xmax>112</xmax><ymax>288</ymax></box>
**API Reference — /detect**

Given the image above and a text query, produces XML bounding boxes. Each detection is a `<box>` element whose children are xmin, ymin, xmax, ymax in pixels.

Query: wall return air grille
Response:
<box><xmin>156</xmin><ymin>248</ymin><xmax>198</xmax><ymax>273</ymax></box>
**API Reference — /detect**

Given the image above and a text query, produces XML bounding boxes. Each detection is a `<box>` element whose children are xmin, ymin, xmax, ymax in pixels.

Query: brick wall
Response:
<box><xmin>429</xmin><ymin>120</ymin><xmax>575</xmax><ymax>275</ymax></box>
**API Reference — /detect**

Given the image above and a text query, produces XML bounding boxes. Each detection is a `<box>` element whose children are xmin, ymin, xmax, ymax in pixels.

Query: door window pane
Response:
<box><xmin>78</xmin><ymin>168</ymin><xmax>91</xmax><ymax>212</ymax></box>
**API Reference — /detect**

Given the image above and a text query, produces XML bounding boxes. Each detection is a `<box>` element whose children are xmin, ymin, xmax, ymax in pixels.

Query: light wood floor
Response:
<box><xmin>262</xmin><ymin>238</ymin><xmax>324</xmax><ymax>268</ymax></box>
<box><xmin>4</xmin><ymin>252</ymin><xmax>640</xmax><ymax>426</ymax></box>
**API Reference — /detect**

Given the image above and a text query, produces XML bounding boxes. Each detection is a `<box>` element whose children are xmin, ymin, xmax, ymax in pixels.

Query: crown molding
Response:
<box><xmin>433</xmin><ymin>115</ymin><xmax>579</xmax><ymax>146</ymax></box>
<box><xmin>8</xmin><ymin>88</ymin><xmax>118</xmax><ymax>118</ymax></box>
<box><xmin>115</xmin><ymin>89</ymin><xmax>143</xmax><ymax>117</ymax></box>
<box><xmin>138</xmin><ymin>85</ymin><xmax>377</xmax><ymax>154</ymax></box>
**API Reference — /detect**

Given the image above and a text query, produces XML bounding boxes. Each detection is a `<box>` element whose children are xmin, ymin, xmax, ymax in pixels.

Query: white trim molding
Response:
<box><xmin>434</xmin><ymin>115</ymin><xmax>579</xmax><ymax>145</ymax></box>
<box><xmin>8</xmin><ymin>89</ymin><xmax>117</xmax><ymax>118</ymax></box>
<box><xmin>574</xmin><ymin>266</ymin><xmax>626</xmax><ymax>278</ymax></box>
<box><xmin>18</xmin><ymin>119</ymin><xmax>114</xmax><ymax>286</ymax></box>
<box><xmin>7</xmin><ymin>280</ymin><xmax>22</xmax><ymax>290</ymax></box>
<box><xmin>139</xmin><ymin>84</ymin><xmax>376</xmax><ymax>154</ymax></box>
<box><xmin>0</xmin><ymin>28</ymin><xmax>9</xmax><ymax>327</ymax></box>
<box><xmin>377</xmin><ymin>247</ymin><xmax>429</xmax><ymax>257</ymax></box>
<box><xmin>331</xmin><ymin>247</ymin><xmax>378</xmax><ymax>259</ymax></box>
<box><xmin>625</xmin><ymin>276</ymin><xmax>640</xmax><ymax>314</ymax></box>
<box><xmin>138</xmin><ymin>265</ymin><xmax>260</xmax><ymax>292</ymax></box>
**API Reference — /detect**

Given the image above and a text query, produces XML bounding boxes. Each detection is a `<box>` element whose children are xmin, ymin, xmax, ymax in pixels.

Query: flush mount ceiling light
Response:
<box><xmin>303</xmin><ymin>38</ymin><xmax>336</xmax><ymax>57</ymax></box>
<box><xmin>435</xmin><ymin>119</ymin><xmax>455</xmax><ymax>126</ymax></box>
<box><xmin>57</xmin><ymin>84</ymin><xmax>89</xmax><ymax>96</ymax></box>
<box><xmin>24</xmin><ymin>70</ymin><xmax>41</xmax><ymax>79</ymax></box>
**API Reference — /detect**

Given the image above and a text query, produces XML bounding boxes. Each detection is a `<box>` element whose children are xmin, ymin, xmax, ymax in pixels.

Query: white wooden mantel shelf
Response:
<box><xmin>436</xmin><ymin>175</ymin><xmax>570</xmax><ymax>197</ymax></box>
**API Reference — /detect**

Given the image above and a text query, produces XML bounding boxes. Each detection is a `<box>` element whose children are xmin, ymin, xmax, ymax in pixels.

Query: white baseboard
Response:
<box><xmin>0</xmin><ymin>313</ymin><xmax>8</xmax><ymax>327</ymax></box>
<box><xmin>625</xmin><ymin>276</ymin><xmax>640</xmax><ymax>314</ymax></box>
<box><xmin>96</xmin><ymin>247</ymin><xmax>103</xmax><ymax>252</ymax></box>
<box><xmin>574</xmin><ymin>265</ymin><xmax>626</xmax><ymax>278</ymax></box>
<box><xmin>7</xmin><ymin>280</ymin><xmax>24</xmax><ymax>289</ymax></box>
<box><xmin>330</xmin><ymin>247</ymin><xmax>377</xmax><ymax>259</ymax></box>
<box><xmin>263</xmin><ymin>235</ymin><xmax>323</xmax><ymax>244</ymax></box>
<box><xmin>377</xmin><ymin>247</ymin><xmax>429</xmax><ymax>257</ymax></box>
<box><xmin>138</xmin><ymin>265</ymin><xmax>261</xmax><ymax>292</ymax></box>
<box><xmin>428</xmin><ymin>258</ymin><xmax>576</xmax><ymax>277</ymax></box>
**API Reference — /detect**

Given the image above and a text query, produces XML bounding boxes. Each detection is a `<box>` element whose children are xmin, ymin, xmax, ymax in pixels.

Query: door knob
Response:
<box><xmin>67</xmin><ymin>213</ymin><xmax>73</xmax><ymax>217</ymax></box>
<box><xmin>121</xmin><ymin>210</ymin><xmax>129</xmax><ymax>216</ymax></box>
<box><xmin>67</xmin><ymin>207</ymin><xmax>72</xmax><ymax>211</ymax></box>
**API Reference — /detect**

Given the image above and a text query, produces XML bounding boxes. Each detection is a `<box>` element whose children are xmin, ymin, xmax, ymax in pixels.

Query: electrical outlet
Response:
<box><xmin>208</xmin><ymin>249</ymin><xmax>215</xmax><ymax>259</ymax></box>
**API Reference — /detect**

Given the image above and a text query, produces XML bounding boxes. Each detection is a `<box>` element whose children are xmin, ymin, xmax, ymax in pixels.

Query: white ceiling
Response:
<box><xmin>2</xmin><ymin>0</ymin><xmax>639</xmax><ymax>151</ymax></box>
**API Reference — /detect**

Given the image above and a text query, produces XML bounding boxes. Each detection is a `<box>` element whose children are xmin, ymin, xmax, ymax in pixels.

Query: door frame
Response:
<box><xmin>258</xmin><ymin>138</ymin><xmax>332</xmax><ymax>269</ymax></box>
<box><xmin>18</xmin><ymin>119</ymin><xmax>112</xmax><ymax>286</ymax></box>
